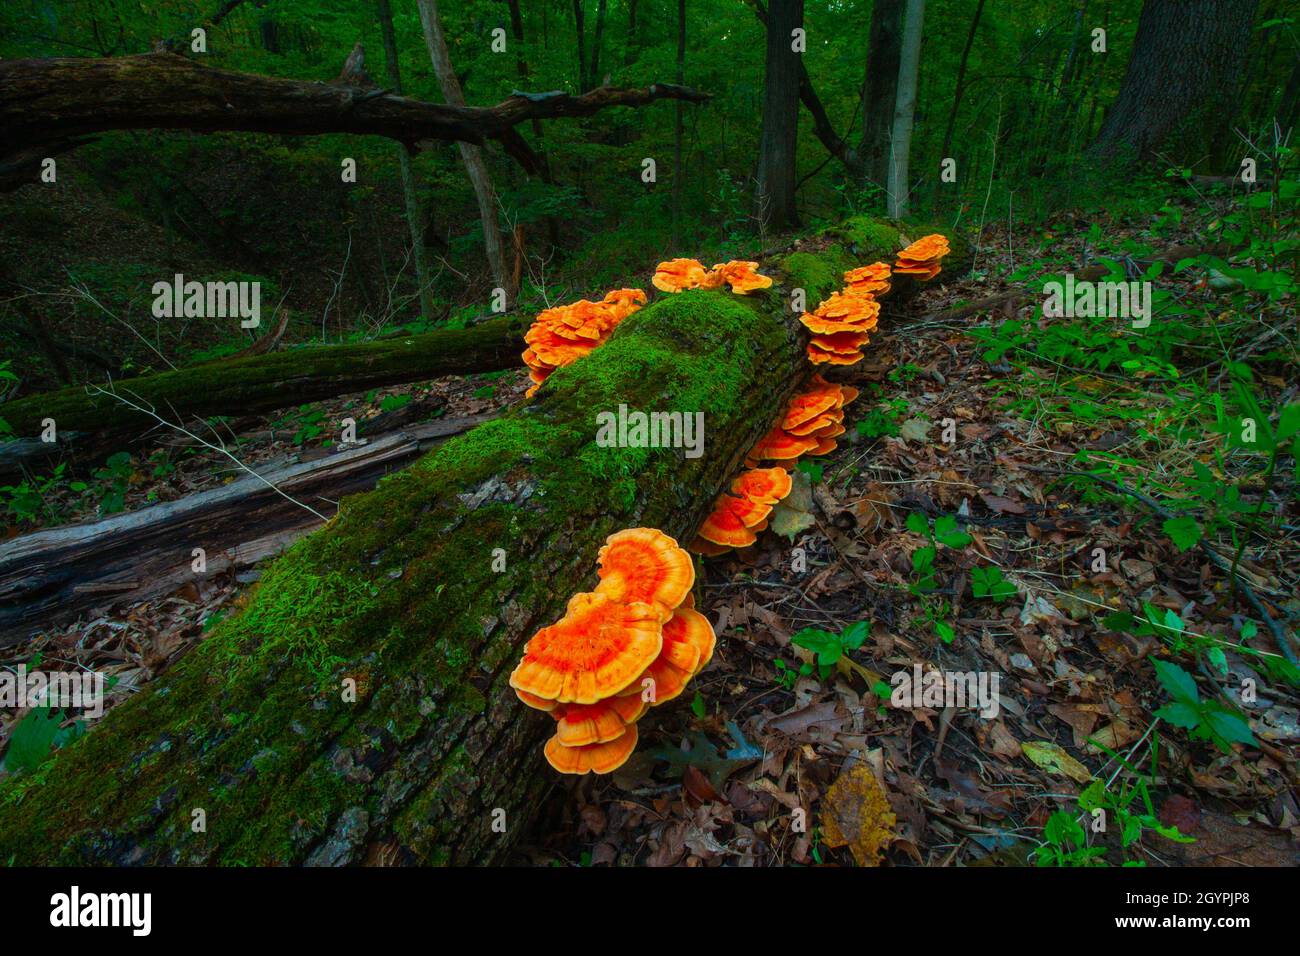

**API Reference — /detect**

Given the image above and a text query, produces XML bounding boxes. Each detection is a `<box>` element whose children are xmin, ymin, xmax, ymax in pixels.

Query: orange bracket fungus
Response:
<box><xmin>511</xmin><ymin>528</ymin><xmax>715</xmax><ymax>775</ymax></box>
<box><xmin>893</xmin><ymin>233</ymin><xmax>951</xmax><ymax>281</ymax></box>
<box><xmin>521</xmin><ymin>289</ymin><xmax>646</xmax><ymax>397</ymax></box>
<box><xmin>653</xmin><ymin>258</ymin><xmax>773</xmax><ymax>295</ymax></box>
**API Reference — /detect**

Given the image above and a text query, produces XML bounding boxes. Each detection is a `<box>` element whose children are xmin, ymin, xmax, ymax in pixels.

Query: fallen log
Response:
<box><xmin>0</xmin><ymin>216</ymin><xmax>967</xmax><ymax>865</ymax></box>
<box><xmin>0</xmin><ymin>53</ymin><xmax>709</xmax><ymax>190</ymax></box>
<box><xmin>0</xmin><ymin>414</ymin><xmax>495</xmax><ymax>646</ymax></box>
<box><xmin>0</xmin><ymin>315</ymin><xmax>525</xmax><ymax>475</ymax></box>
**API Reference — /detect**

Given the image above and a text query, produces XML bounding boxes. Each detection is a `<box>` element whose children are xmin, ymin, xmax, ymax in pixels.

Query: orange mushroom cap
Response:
<box><xmin>509</xmin><ymin>592</ymin><xmax>664</xmax><ymax>703</ymax></box>
<box><xmin>626</xmin><ymin>655</ymin><xmax>692</xmax><ymax>705</ymax></box>
<box><xmin>696</xmin><ymin>500</ymin><xmax>758</xmax><ymax>548</ymax></box>
<box><xmin>815</xmin><ymin>291</ymin><xmax>881</xmax><ymax>323</ymax></box>
<box><xmin>809</xmin><ymin>437</ymin><xmax>838</xmax><ymax>455</ymax></box>
<box><xmin>730</xmin><ymin>466</ymin><xmax>794</xmax><ymax>505</ymax></box>
<box><xmin>715</xmin><ymin>492</ymin><xmax>772</xmax><ymax>528</ymax></box>
<box><xmin>897</xmin><ymin>233</ymin><xmax>950</xmax><ymax>263</ymax></box>
<box><xmin>652</xmin><ymin>258</ymin><xmax>709</xmax><ymax>292</ymax></box>
<box><xmin>516</xmin><ymin>688</ymin><xmax>559</xmax><ymax>712</ymax></box>
<box><xmin>782</xmin><ymin>390</ymin><xmax>841</xmax><ymax>430</ymax></box>
<box><xmin>665</xmin><ymin>605</ymin><xmax>717</xmax><ymax>675</ymax></box>
<box><xmin>811</xmin><ymin>421</ymin><xmax>847</xmax><ymax>439</ymax></box>
<box><xmin>844</xmin><ymin>262</ymin><xmax>893</xmax><ymax>290</ymax></box>
<box><xmin>810</xmin><ymin>329</ymin><xmax>871</xmax><ymax>353</ymax></box>
<box><xmin>594</xmin><ymin>528</ymin><xmax>695</xmax><ymax>616</ymax></box>
<box><xmin>552</xmin><ymin>694</ymin><xmax>647</xmax><ymax>747</ymax></box>
<box><xmin>786</xmin><ymin>410</ymin><xmax>843</xmax><ymax>436</ymax></box>
<box><xmin>750</xmin><ymin>426</ymin><xmax>820</xmax><ymax>461</ymax></box>
<box><xmin>838</xmin><ymin>385</ymin><xmax>860</xmax><ymax>406</ymax></box>
<box><xmin>807</xmin><ymin>344</ymin><xmax>863</xmax><ymax>366</ymax></box>
<box><xmin>709</xmin><ymin>260</ymin><xmax>774</xmax><ymax>294</ymax></box>
<box><xmin>544</xmin><ymin>724</ymin><xmax>639</xmax><ymax>775</ymax></box>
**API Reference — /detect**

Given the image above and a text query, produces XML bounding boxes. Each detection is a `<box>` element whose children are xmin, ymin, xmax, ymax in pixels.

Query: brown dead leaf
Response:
<box><xmin>819</xmin><ymin>762</ymin><xmax>896</xmax><ymax>867</ymax></box>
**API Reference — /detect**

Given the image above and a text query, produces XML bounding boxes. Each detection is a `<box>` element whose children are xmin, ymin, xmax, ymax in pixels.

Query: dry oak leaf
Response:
<box><xmin>819</xmin><ymin>762</ymin><xmax>897</xmax><ymax>867</ymax></box>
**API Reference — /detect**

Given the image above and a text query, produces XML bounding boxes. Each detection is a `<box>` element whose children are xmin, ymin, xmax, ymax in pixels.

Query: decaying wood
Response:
<box><xmin>0</xmin><ymin>216</ymin><xmax>968</xmax><ymax>866</ymax></box>
<box><xmin>0</xmin><ymin>53</ymin><xmax>710</xmax><ymax>190</ymax></box>
<box><xmin>0</xmin><ymin>414</ymin><xmax>494</xmax><ymax>645</ymax></box>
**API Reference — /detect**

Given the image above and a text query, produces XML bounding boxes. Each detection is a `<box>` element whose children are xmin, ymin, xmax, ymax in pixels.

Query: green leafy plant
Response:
<box><xmin>1152</xmin><ymin>659</ymin><xmax>1255</xmax><ymax>754</ymax></box>
<box><xmin>789</xmin><ymin>621</ymin><xmax>870</xmax><ymax>680</ymax></box>
<box><xmin>970</xmin><ymin>565</ymin><xmax>1017</xmax><ymax>602</ymax></box>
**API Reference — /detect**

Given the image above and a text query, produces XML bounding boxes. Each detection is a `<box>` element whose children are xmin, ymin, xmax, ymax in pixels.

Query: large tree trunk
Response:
<box><xmin>0</xmin><ymin>53</ymin><xmax>709</xmax><ymax>191</ymax></box>
<box><xmin>886</xmin><ymin>0</ymin><xmax>925</xmax><ymax>218</ymax></box>
<box><xmin>672</xmin><ymin>0</ymin><xmax>686</xmax><ymax>244</ymax></box>
<box><xmin>754</xmin><ymin>0</ymin><xmax>804</xmax><ymax>231</ymax></box>
<box><xmin>377</xmin><ymin>0</ymin><xmax>436</xmax><ymax>325</ymax></box>
<box><xmin>0</xmin><ymin>217</ymin><xmax>966</xmax><ymax>866</ymax></box>
<box><xmin>415</xmin><ymin>0</ymin><xmax>513</xmax><ymax>304</ymax></box>
<box><xmin>860</xmin><ymin>0</ymin><xmax>904</xmax><ymax>189</ymax></box>
<box><xmin>0</xmin><ymin>317</ymin><xmax>524</xmax><ymax>451</ymax></box>
<box><xmin>1090</xmin><ymin>0</ymin><xmax>1259</xmax><ymax>165</ymax></box>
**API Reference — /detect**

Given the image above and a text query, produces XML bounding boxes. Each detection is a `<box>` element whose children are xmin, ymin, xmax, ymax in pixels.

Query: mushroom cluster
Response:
<box><xmin>801</xmin><ymin>286</ymin><xmax>882</xmax><ymax>366</ymax></box>
<box><xmin>522</xmin><ymin>288</ymin><xmax>647</xmax><ymax>397</ymax></box>
<box><xmin>747</xmin><ymin>375</ymin><xmax>859</xmax><ymax>467</ymax></box>
<box><xmin>893</xmin><ymin>233</ymin><xmax>951</xmax><ymax>281</ymax></box>
<box><xmin>652</xmin><ymin>258</ymin><xmax>773</xmax><ymax>295</ymax></box>
<box><xmin>510</xmin><ymin>528</ymin><xmax>716</xmax><ymax>774</ymax></box>
<box><xmin>692</xmin><ymin>466</ymin><xmax>792</xmax><ymax>555</ymax></box>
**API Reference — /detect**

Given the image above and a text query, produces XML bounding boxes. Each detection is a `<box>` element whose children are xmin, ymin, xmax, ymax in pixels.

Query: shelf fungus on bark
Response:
<box><xmin>652</xmin><ymin>258</ymin><xmax>773</xmax><ymax>295</ymax></box>
<box><xmin>893</xmin><ymin>234</ymin><xmax>951</xmax><ymax>281</ymax></box>
<box><xmin>522</xmin><ymin>289</ymin><xmax>646</xmax><ymax>396</ymax></box>
<box><xmin>729</xmin><ymin>466</ymin><xmax>793</xmax><ymax>506</ymax></box>
<box><xmin>512</xmin><ymin>528</ymin><xmax>713</xmax><ymax>775</ymax></box>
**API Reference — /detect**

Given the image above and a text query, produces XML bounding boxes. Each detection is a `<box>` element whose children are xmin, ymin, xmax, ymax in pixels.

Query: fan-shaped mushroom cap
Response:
<box><xmin>510</xmin><ymin>592</ymin><xmax>664</xmax><ymax>703</ymax></box>
<box><xmin>786</xmin><ymin>410</ymin><xmax>842</xmax><ymax>436</ymax></box>
<box><xmin>697</xmin><ymin>499</ymin><xmax>759</xmax><ymax>548</ymax></box>
<box><xmin>844</xmin><ymin>262</ymin><xmax>893</xmax><ymax>294</ymax></box>
<box><xmin>809</xmin><ymin>437</ymin><xmax>838</xmax><ymax>455</ymax></box>
<box><xmin>811</xmin><ymin>421</ymin><xmax>847</xmax><ymax>439</ymax></box>
<box><xmin>552</xmin><ymin>694</ymin><xmax>647</xmax><ymax>747</ymax></box>
<box><xmin>838</xmin><ymin>385</ymin><xmax>860</xmax><ymax>406</ymax></box>
<box><xmin>544</xmin><ymin>724</ymin><xmax>639</xmax><ymax>774</ymax></box>
<box><xmin>810</xmin><ymin>329</ymin><xmax>871</xmax><ymax>353</ymax></box>
<box><xmin>602</xmin><ymin>287</ymin><xmax>648</xmax><ymax>319</ymax></box>
<box><xmin>629</xmin><ymin>655</ymin><xmax>692</xmax><ymax>705</ymax></box>
<box><xmin>652</xmin><ymin>258</ymin><xmax>709</xmax><ymax>292</ymax></box>
<box><xmin>750</xmin><ymin>426</ymin><xmax>820</xmax><ymax>460</ymax></box>
<box><xmin>709</xmin><ymin>260</ymin><xmax>774</xmax><ymax>294</ymax></box>
<box><xmin>516</xmin><ymin>688</ymin><xmax>559</xmax><ymax>712</ymax></box>
<box><xmin>782</xmin><ymin>391</ymin><xmax>841</xmax><ymax>430</ymax></box>
<box><xmin>730</xmin><ymin>466</ymin><xmax>794</xmax><ymax>504</ymax></box>
<box><xmin>897</xmin><ymin>233</ymin><xmax>950</xmax><ymax>263</ymax></box>
<box><xmin>807</xmin><ymin>344</ymin><xmax>863</xmax><ymax>366</ymax></box>
<box><xmin>665</xmin><ymin>606</ymin><xmax>717</xmax><ymax>675</ymax></box>
<box><xmin>815</xmin><ymin>291</ymin><xmax>881</xmax><ymax>323</ymax></box>
<box><xmin>594</xmin><ymin>528</ymin><xmax>695</xmax><ymax>615</ymax></box>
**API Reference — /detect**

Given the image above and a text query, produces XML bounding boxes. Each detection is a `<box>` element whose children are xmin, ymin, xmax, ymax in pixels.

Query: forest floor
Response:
<box><xmin>3</xmin><ymin>187</ymin><xmax>1297</xmax><ymax>867</ymax></box>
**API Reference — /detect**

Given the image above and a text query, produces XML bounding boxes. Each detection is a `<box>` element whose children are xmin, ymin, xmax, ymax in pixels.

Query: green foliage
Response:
<box><xmin>2</xmin><ymin>708</ymin><xmax>85</xmax><ymax>774</ymax></box>
<box><xmin>970</xmin><ymin>565</ymin><xmax>1017</xmax><ymax>602</ymax></box>
<box><xmin>789</xmin><ymin>621</ymin><xmax>870</xmax><ymax>681</ymax></box>
<box><xmin>1152</xmin><ymin>660</ymin><xmax>1256</xmax><ymax>755</ymax></box>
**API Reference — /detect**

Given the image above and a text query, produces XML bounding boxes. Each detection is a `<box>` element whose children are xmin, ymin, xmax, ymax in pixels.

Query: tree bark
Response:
<box><xmin>0</xmin><ymin>317</ymin><xmax>525</xmax><ymax>448</ymax></box>
<box><xmin>0</xmin><ymin>414</ymin><xmax>493</xmax><ymax>645</ymax></box>
<box><xmin>0</xmin><ymin>53</ymin><xmax>710</xmax><ymax>191</ymax></box>
<box><xmin>886</xmin><ymin>0</ymin><xmax>925</xmax><ymax>218</ymax></box>
<box><xmin>1090</xmin><ymin>0</ymin><xmax>1259</xmax><ymax>165</ymax></box>
<box><xmin>755</xmin><ymin>0</ymin><xmax>804</xmax><ymax>231</ymax></box>
<box><xmin>0</xmin><ymin>217</ymin><xmax>966</xmax><ymax>866</ymax></box>
<box><xmin>860</xmin><ymin>0</ymin><xmax>904</xmax><ymax>189</ymax></box>
<box><xmin>938</xmin><ymin>0</ymin><xmax>985</xmax><ymax>174</ymax></box>
<box><xmin>377</xmin><ymin>0</ymin><xmax>435</xmax><ymax>325</ymax></box>
<box><xmin>672</xmin><ymin>0</ymin><xmax>686</xmax><ymax>244</ymax></box>
<box><xmin>573</xmin><ymin>0</ymin><xmax>588</xmax><ymax>91</ymax></box>
<box><xmin>591</xmin><ymin>0</ymin><xmax>608</xmax><ymax>88</ymax></box>
<box><xmin>415</xmin><ymin>0</ymin><xmax>513</xmax><ymax>305</ymax></box>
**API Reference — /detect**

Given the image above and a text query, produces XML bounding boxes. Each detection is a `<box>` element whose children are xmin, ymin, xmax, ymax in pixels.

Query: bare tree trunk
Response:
<box><xmin>573</xmin><ymin>0</ymin><xmax>588</xmax><ymax>90</ymax></box>
<box><xmin>860</xmin><ymin>0</ymin><xmax>904</xmax><ymax>189</ymax></box>
<box><xmin>938</xmin><ymin>0</ymin><xmax>985</xmax><ymax>173</ymax></box>
<box><xmin>672</xmin><ymin>0</ymin><xmax>686</xmax><ymax>244</ymax></box>
<box><xmin>886</xmin><ymin>0</ymin><xmax>925</xmax><ymax>218</ymax></box>
<box><xmin>625</xmin><ymin>0</ymin><xmax>640</xmax><ymax>66</ymax></box>
<box><xmin>1090</xmin><ymin>0</ymin><xmax>1259</xmax><ymax>166</ymax></box>
<box><xmin>377</xmin><ymin>0</ymin><xmax>435</xmax><ymax>324</ymax></box>
<box><xmin>415</xmin><ymin>0</ymin><xmax>513</xmax><ymax>303</ymax></box>
<box><xmin>755</xmin><ymin>0</ymin><xmax>804</xmax><ymax>231</ymax></box>
<box><xmin>591</xmin><ymin>0</ymin><xmax>608</xmax><ymax>86</ymax></box>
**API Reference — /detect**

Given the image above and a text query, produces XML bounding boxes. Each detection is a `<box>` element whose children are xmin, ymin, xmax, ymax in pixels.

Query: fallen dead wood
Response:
<box><xmin>0</xmin><ymin>53</ymin><xmax>709</xmax><ymax>190</ymax></box>
<box><xmin>0</xmin><ymin>316</ymin><xmax>524</xmax><ymax>478</ymax></box>
<box><xmin>0</xmin><ymin>413</ymin><xmax>495</xmax><ymax>645</ymax></box>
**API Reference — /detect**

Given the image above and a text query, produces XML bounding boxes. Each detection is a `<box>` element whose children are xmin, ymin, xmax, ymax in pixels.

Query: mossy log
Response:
<box><xmin>0</xmin><ymin>316</ymin><xmax>526</xmax><ymax>447</ymax></box>
<box><xmin>0</xmin><ymin>217</ymin><xmax>966</xmax><ymax>865</ymax></box>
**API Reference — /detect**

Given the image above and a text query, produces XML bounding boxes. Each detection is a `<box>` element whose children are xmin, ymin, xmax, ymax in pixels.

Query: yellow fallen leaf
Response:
<box><xmin>1021</xmin><ymin>740</ymin><xmax>1092</xmax><ymax>784</ymax></box>
<box><xmin>819</xmin><ymin>763</ymin><xmax>896</xmax><ymax>866</ymax></box>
